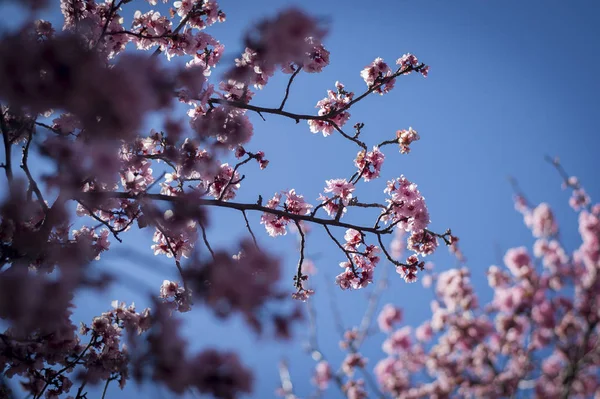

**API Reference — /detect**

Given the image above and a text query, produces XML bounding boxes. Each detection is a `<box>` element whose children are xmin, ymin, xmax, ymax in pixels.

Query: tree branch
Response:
<box><xmin>0</xmin><ymin>107</ymin><xmax>13</xmax><ymax>183</ymax></box>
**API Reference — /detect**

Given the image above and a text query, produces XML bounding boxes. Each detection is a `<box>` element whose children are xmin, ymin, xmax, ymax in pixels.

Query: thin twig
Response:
<box><xmin>155</xmin><ymin>224</ymin><xmax>187</xmax><ymax>290</ymax></box>
<box><xmin>242</xmin><ymin>210</ymin><xmax>259</xmax><ymax>249</ymax></box>
<box><xmin>198</xmin><ymin>220</ymin><xmax>215</xmax><ymax>260</ymax></box>
<box><xmin>293</xmin><ymin>219</ymin><xmax>306</xmax><ymax>289</ymax></box>
<box><xmin>323</xmin><ymin>225</ymin><xmax>357</xmax><ymax>275</ymax></box>
<box><xmin>21</xmin><ymin>129</ymin><xmax>49</xmax><ymax>213</ymax></box>
<box><xmin>279</xmin><ymin>67</ymin><xmax>302</xmax><ymax>110</ymax></box>
<box><xmin>0</xmin><ymin>107</ymin><xmax>13</xmax><ymax>182</ymax></box>
<box><xmin>101</xmin><ymin>376</ymin><xmax>116</xmax><ymax>399</ymax></box>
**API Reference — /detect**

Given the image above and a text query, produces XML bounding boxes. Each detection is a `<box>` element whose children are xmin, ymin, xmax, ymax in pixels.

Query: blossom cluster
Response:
<box><xmin>301</xmin><ymin>168</ymin><xmax>600</xmax><ymax>399</ymax></box>
<box><xmin>0</xmin><ymin>0</ymin><xmax>445</xmax><ymax>397</ymax></box>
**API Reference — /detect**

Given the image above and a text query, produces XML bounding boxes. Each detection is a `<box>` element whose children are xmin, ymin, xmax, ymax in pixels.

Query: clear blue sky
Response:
<box><xmin>1</xmin><ymin>1</ymin><xmax>600</xmax><ymax>398</ymax></box>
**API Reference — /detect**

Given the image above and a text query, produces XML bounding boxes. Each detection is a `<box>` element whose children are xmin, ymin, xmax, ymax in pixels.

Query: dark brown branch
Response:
<box><xmin>293</xmin><ymin>219</ymin><xmax>306</xmax><ymax>289</ymax></box>
<box><xmin>377</xmin><ymin>138</ymin><xmax>398</xmax><ymax>147</ymax></box>
<box><xmin>155</xmin><ymin>224</ymin><xmax>187</xmax><ymax>290</ymax></box>
<box><xmin>21</xmin><ymin>129</ymin><xmax>49</xmax><ymax>213</ymax></box>
<box><xmin>94</xmin><ymin>0</ymin><xmax>125</xmax><ymax>50</ymax></box>
<box><xmin>35</xmin><ymin>335</ymin><xmax>96</xmax><ymax>399</ymax></box>
<box><xmin>279</xmin><ymin>67</ymin><xmax>302</xmax><ymax>111</ymax></box>
<box><xmin>242</xmin><ymin>210</ymin><xmax>259</xmax><ymax>249</ymax></box>
<box><xmin>198</xmin><ymin>220</ymin><xmax>215</xmax><ymax>260</ymax></box>
<box><xmin>206</xmin><ymin>66</ymin><xmax>424</xmax><ymax>149</ymax></box>
<box><xmin>101</xmin><ymin>376</ymin><xmax>117</xmax><ymax>399</ymax></box>
<box><xmin>75</xmin><ymin>191</ymin><xmax>393</xmax><ymax>235</ymax></box>
<box><xmin>0</xmin><ymin>107</ymin><xmax>13</xmax><ymax>182</ymax></box>
<box><xmin>218</xmin><ymin>154</ymin><xmax>254</xmax><ymax>201</ymax></box>
<box><xmin>151</xmin><ymin>11</ymin><xmax>191</xmax><ymax>57</ymax></box>
<box><xmin>323</xmin><ymin>225</ymin><xmax>357</xmax><ymax>275</ymax></box>
<box><xmin>77</xmin><ymin>200</ymin><xmax>123</xmax><ymax>242</ymax></box>
<box><xmin>376</xmin><ymin>233</ymin><xmax>407</xmax><ymax>268</ymax></box>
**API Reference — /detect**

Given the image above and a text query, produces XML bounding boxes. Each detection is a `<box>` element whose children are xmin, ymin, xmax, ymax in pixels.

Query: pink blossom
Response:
<box><xmin>308</xmin><ymin>82</ymin><xmax>353</xmax><ymax>136</ymax></box>
<box><xmin>284</xmin><ymin>189</ymin><xmax>312</xmax><ymax>215</ymax></box>
<box><xmin>524</xmin><ymin>203</ymin><xmax>558</xmax><ymax>237</ymax></box>
<box><xmin>343</xmin><ymin>379</ymin><xmax>367</xmax><ymax>399</ymax></box>
<box><xmin>503</xmin><ymin>247</ymin><xmax>533</xmax><ymax>279</ymax></box>
<box><xmin>261</xmin><ymin>193</ymin><xmax>287</xmax><ymax>236</ymax></box>
<box><xmin>360</xmin><ymin>58</ymin><xmax>395</xmax><ymax>94</ymax></box>
<box><xmin>342</xmin><ymin>353</ymin><xmax>367</xmax><ymax>376</ymax></box>
<box><xmin>354</xmin><ymin>146</ymin><xmax>385</xmax><ymax>181</ymax></box>
<box><xmin>377</xmin><ymin>304</ymin><xmax>403</xmax><ymax>332</ymax></box>
<box><xmin>382</xmin><ymin>326</ymin><xmax>412</xmax><ymax>354</ymax></box>
<box><xmin>202</xmin><ymin>163</ymin><xmax>241</xmax><ymax>200</ymax></box>
<box><xmin>396</xmin><ymin>127</ymin><xmax>420</xmax><ymax>154</ymax></box>
<box><xmin>396</xmin><ymin>53</ymin><xmax>419</xmax><ymax>70</ymax></box>
<box><xmin>323</xmin><ymin>178</ymin><xmax>355</xmax><ymax>205</ymax></box>
<box><xmin>415</xmin><ymin>321</ymin><xmax>433</xmax><ymax>341</ymax></box>
<box><xmin>383</xmin><ymin>175</ymin><xmax>431</xmax><ymax>233</ymax></box>
<box><xmin>312</xmin><ymin>361</ymin><xmax>331</xmax><ymax>390</ymax></box>
<box><xmin>569</xmin><ymin>188</ymin><xmax>590</xmax><ymax>211</ymax></box>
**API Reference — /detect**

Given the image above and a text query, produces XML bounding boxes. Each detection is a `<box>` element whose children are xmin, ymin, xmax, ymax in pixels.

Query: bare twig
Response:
<box><xmin>242</xmin><ymin>210</ymin><xmax>259</xmax><ymax>249</ymax></box>
<box><xmin>279</xmin><ymin>67</ymin><xmax>302</xmax><ymax>111</ymax></box>
<box><xmin>293</xmin><ymin>219</ymin><xmax>306</xmax><ymax>289</ymax></box>
<box><xmin>0</xmin><ymin>107</ymin><xmax>13</xmax><ymax>182</ymax></box>
<box><xmin>324</xmin><ymin>225</ymin><xmax>357</xmax><ymax>275</ymax></box>
<box><xmin>198</xmin><ymin>220</ymin><xmax>215</xmax><ymax>260</ymax></box>
<box><xmin>21</xmin><ymin>129</ymin><xmax>49</xmax><ymax>213</ymax></box>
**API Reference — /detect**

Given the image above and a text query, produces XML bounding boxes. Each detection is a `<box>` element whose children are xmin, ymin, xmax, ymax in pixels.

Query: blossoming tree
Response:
<box><xmin>298</xmin><ymin>160</ymin><xmax>600</xmax><ymax>399</ymax></box>
<box><xmin>0</xmin><ymin>0</ymin><xmax>458</xmax><ymax>398</ymax></box>
<box><xmin>1</xmin><ymin>1</ymin><xmax>598</xmax><ymax>399</ymax></box>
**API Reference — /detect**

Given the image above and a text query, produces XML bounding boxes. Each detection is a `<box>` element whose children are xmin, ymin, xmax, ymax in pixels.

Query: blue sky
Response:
<box><xmin>2</xmin><ymin>0</ymin><xmax>600</xmax><ymax>398</ymax></box>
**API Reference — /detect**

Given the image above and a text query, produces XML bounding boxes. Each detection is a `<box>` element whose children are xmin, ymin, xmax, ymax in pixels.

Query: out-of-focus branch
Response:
<box><xmin>21</xmin><ymin>129</ymin><xmax>49</xmax><ymax>213</ymax></box>
<box><xmin>0</xmin><ymin>107</ymin><xmax>13</xmax><ymax>182</ymax></box>
<box><xmin>198</xmin><ymin>220</ymin><xmax>215</xmax><ymax>260</ymax></box>
<box><xmin>242</xmin><ymin>210</ymin><xmax>259</xmax><ymax>249</ymax></box>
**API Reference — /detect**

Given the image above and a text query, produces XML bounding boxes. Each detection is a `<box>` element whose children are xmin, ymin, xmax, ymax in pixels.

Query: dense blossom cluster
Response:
<box><xmin>295</xmin><ymin>168</ymin><xmax>600</xmax><ymax>399</ymax></box>
<box><xmin>0</xmin><ymin>0</ymin><xmax>445</xmax><ymax>398</ymax></box>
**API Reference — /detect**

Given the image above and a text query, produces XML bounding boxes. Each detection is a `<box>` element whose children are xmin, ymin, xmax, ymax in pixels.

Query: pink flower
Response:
<box><xmin>284</xmin><ymin>189</ymin><xmax>313</xmax><ymax>215</ymax></box>
<box><xmin>312</xmin><ymin>361</ymin><xmax>332</xmax><ymax>390</ymax></box>
<box><xmin>360</xmin><ymin>58</ymin><xmax>395</xmax><ymax>94</ymax></box>
<box><xmin>202</xmin><ymin>163</ymin><xmax>241</xmax><ymax>200</ymax></box>
<box><xmin>382</xmin><ymin>326</ymin><xmax>412</xmax><ymax>354</ymax></box>
<box><xmin>261</xmin><ymin>193</ymin><xmax>287</xmax><ymax>236</ymax></box>
<box><xmin>570</xmin><ymin>188</ymin><xmax>590</xmax><ymax>211</ymax></box>
<box><xmin>396</xmin><ymin>53</ymin><xmax>419</xmax><ymax>69</ymax></box>
<box><xmin>525</xmin><ymin>203</ymin><xmax>558</xmax><ymax>237</ymax></box>
<box><xmin>383</xmin><ymin>175</ymin><xmax>431</xmax><ymax>233</ymax></box>
<box><xmin>344</xmin><ymin>228</ymin><xmax>362</xmax><ymax>249</ymax></box>
<box><xmin>415</xmin><ymin>321</ymin><xmax>433</xmax><ymax>342</ymax></box>
<box><xmin>323</xmin><ymin>179</ymin><xmax>355</xmax><ymax>205</ymax></box>
<box><xmin>396</xmin><ymin>127</ymin><xmax>420</xmax><ymax>154</ymax></box>
<box><xmin>308</xmin><ymin>81</ymin><xmax>353</xmax><ymax>136</ymax></box>
<box><xmin>377</xmin><ymin>304</ymin><xmax>403</xmax><ymax>332</ymax></box>
<box><xmin>342</xmin><ymin>353</ymin><xmax>367</xmax><ymax>376</ymax></box>
<box><xmin>354</xmin><ymin>146</ymin><xmax>385</xmax><ymax>181</ymax></box>
<box><xmin>503</xmin><ymin>247</ymin><xmax>533</xmax><ymax>279</ymax></box>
